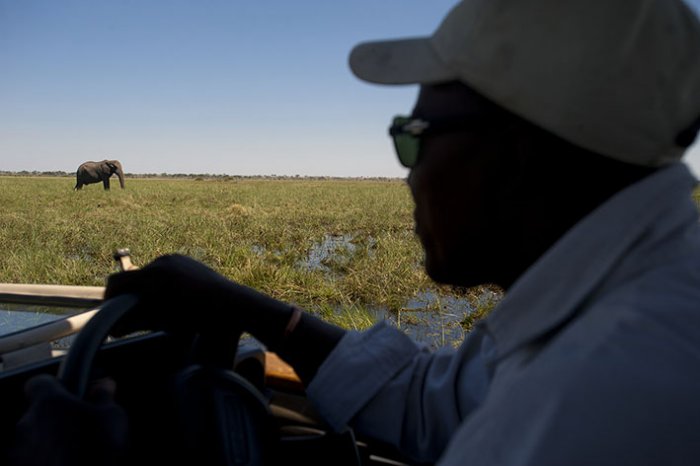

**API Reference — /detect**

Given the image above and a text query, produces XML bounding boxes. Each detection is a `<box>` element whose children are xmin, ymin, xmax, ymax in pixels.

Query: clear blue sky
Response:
<box><xmin>2</xmin><ymin>0</ymin><xmax>700</xmax><ymax>178</ymax></box>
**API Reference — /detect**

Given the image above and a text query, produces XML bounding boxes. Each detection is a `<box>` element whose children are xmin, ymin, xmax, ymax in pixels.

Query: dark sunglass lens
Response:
<box><xmin>391</xmin><ymin>116</ymin><xmax>420</xmax><ymax>168</ymax></box>
<box><xmin>394</xmin><ymin>134</ymin><xmax>419</xmax><ymax>168</ymax></box>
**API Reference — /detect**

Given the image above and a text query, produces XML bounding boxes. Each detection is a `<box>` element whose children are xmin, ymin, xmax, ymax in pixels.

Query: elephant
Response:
<box><xmin>74</xmin><ymin>160</ymin><xmax>125</xmax><ymax>190</ymax></box>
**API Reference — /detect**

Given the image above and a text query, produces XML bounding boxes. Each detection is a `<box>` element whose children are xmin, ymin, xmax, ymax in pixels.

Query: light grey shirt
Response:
<box><xmin>308</xmin><ymin>163</ymin><xmax>700</xmax><ymax>465</ymax></box>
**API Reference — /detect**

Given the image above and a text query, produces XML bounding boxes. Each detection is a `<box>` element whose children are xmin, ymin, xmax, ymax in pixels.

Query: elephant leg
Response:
<box><xmin>102</xmin><ymin>178</ymin><xmax>111</xmax><ymax>190</ymax></box>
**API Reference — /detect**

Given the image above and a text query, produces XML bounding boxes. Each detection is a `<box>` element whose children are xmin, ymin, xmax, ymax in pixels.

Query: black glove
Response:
<box><xmin>11</xmin><ymin>374</ymin><xmax>129</xmax><ymax>466</ymax></box>
<box><xmin>104</xmin><ymin>254</ymin><xmax>287</xmax><ymax>337</ymax></box>
<box><xmin>104</xmin><ymin>253</ymin><xmax>346</xmax><ymax>388</ymax></box>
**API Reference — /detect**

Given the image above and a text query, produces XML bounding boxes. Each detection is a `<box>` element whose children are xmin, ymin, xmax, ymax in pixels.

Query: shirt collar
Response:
<box><xmin>483</xmin><ymin>163</ymin><xmax>699</xmax><ymax>361</ymax></box>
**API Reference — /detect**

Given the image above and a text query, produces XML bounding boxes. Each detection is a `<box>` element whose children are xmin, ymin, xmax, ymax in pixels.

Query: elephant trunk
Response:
<box><xmin>116</xmin><ymin>168</ymin><xmax>125</xmax><ymax>188</ymax></box>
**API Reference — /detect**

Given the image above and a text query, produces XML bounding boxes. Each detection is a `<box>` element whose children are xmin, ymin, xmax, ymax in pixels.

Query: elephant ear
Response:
<box><xmin>106</xmin><ymin>162</ymin><xmax>117</xmax><ymax>171</ymax></box>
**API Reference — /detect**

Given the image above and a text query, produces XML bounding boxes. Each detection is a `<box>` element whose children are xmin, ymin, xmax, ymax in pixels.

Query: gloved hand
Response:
<box><xmin>104</xmin><ymin>253</ymin><xmax>290</xmax><ymax>337</ymax></box>
<box><xmin>10</xmin><ymin>374</ymin><xmax>128</xmax><ymax>466</ymax></box>
<box><xmin>104</xmin><ymin>253</ymin><xmax>346</xmax><ymax>388</ymax></box>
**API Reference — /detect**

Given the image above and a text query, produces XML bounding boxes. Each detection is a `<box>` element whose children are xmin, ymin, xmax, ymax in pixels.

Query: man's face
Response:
<box><xmin>406</xmin><ymin>82</ymin><xmax>521</xmax><ymax>288</ymax></box>
<box><xmin>404</xmin><ymin>82</ymin><xmax>656</xmax><ymax>290</ymax></box>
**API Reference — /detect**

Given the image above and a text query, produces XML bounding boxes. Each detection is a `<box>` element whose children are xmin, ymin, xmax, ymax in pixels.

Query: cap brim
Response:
<box><xmin>349</xmin><ymin>37</ymin><xmax>457</xmax><ymax>85</ymax></box>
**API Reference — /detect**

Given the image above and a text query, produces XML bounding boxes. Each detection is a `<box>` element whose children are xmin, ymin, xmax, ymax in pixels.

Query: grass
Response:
<box><xmin>3</xmin><ymin>176</ymin><xmax>698</xmax><ymax>346</ymax></box>
<box><xmin>0</xmin><ymin>176</ymin><xmax>497</xmax><ymax>340</ymax></box>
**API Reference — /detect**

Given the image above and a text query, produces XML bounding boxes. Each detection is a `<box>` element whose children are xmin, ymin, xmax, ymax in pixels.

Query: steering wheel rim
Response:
<box><xmin>57</xmin><ymin>294</ymin><xmax>139</xmax><ymax>398</ymax></box>
<box><xmin>56</xmin><ymin>293</ymin><xmax>275</xmax><ymax>465</ymax></box>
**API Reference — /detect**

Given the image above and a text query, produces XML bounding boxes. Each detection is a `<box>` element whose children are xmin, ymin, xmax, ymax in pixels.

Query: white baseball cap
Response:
<box><xmin>349</xmin><ymin>0</ymin><xmax>700</xmax><ymax>166</ymax></box>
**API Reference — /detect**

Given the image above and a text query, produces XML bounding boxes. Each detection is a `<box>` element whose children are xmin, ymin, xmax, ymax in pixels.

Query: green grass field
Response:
<box><xmin>0</xmin><ymin>176</ymin><xmax>499</xmax><ymax>344</ymax></box>
<box><xmin>5</xmin><ymin>176</ymin><xmax>694</xmax><ymax>345</ymax></box>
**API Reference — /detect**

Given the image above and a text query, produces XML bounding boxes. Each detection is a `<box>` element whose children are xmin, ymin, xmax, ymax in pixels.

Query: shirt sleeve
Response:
<box><xmin>306</xmin><ymin>321</ymin><xmax>494</xmax><ymax>463</ymax></box>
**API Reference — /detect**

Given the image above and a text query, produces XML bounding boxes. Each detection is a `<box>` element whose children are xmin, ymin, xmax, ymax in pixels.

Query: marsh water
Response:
<box><xmin>0</xmin><ymin>303</ymin><xmax>82</xmax><ymax>349</ymax></box>
<box><xmin>252</xmin><ymin>233</ymin><xmax>500</xmax><ymax>348</ymax></box>
<box><xmin>0</xmin><ymin>234</ymin><xmax>501</xmax><ymax>350</ymax></box>
<box><xmin>0</xmin><ymin>288</ymin><xmax>496</xmax><ymax>350</ymax></box>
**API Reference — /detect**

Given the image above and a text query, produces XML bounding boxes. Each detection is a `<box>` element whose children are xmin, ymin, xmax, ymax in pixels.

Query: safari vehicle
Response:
<box><xmin>0</xmin><ymin>251</ymin><xmax>420</xmax><ymax>466</ymax></box>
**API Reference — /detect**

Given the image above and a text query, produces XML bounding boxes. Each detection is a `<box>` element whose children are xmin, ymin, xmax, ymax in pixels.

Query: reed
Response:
<box><xmin>0</xmin><ymin>176</ymin><xmax>497</xmax><ymax>344</ymax></box>
<box><xmin>5</xmin><ymin>176</ymin><xmax>696</xmax><ymax>346</ymax></box>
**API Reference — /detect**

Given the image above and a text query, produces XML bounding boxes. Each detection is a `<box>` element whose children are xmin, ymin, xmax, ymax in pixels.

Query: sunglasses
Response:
<box><xmin>388</xmin><ymin>114</ymin><xmax>489</xmax><ymax>168</ymax></box>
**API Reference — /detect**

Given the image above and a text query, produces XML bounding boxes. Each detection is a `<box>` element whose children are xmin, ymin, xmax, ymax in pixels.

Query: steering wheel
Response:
<box><xmin>57</xmin><ymin>294</ymin><xmax>276</xmax><ymax>466</ymax></box>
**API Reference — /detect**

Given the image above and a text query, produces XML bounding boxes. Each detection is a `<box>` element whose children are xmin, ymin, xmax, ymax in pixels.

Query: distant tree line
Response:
<box><xmin>0</xmin><ymin>170</ymin><xmax>403</xmax><ymax>181</ymax></box>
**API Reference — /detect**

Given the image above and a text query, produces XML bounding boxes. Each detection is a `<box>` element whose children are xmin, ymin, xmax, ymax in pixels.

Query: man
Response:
<box><xmin>13</xmin><ymin>0</ymin><xmax>700</xmax><ymax>464</ymax></box>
